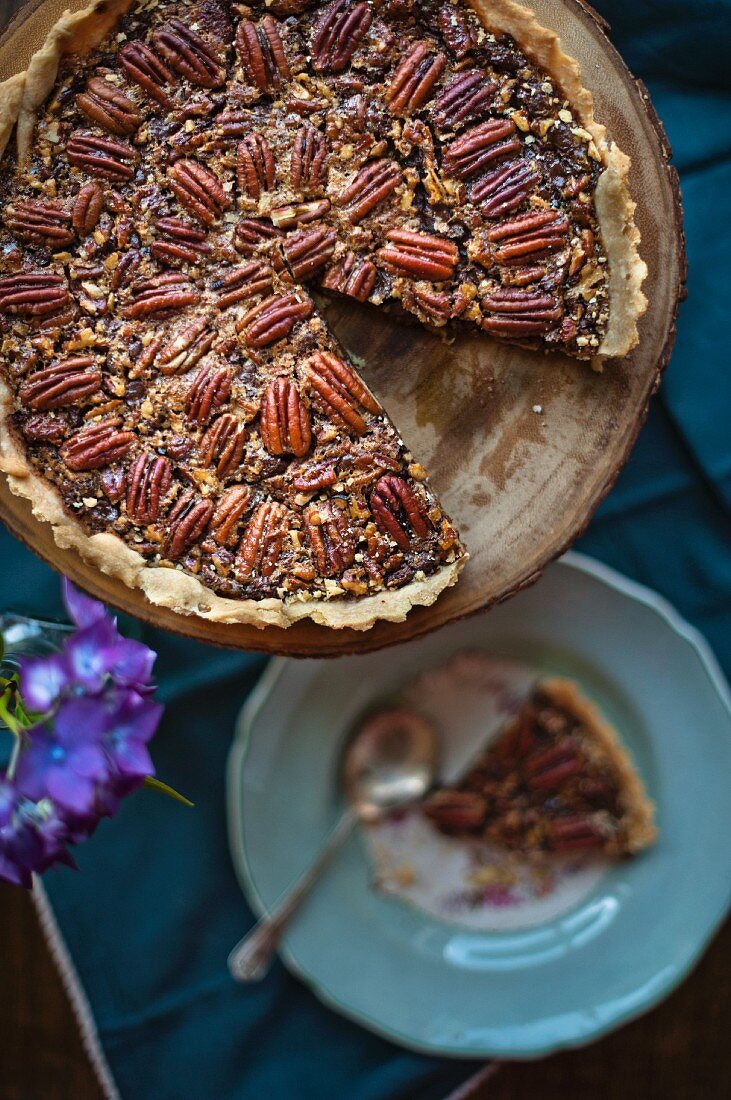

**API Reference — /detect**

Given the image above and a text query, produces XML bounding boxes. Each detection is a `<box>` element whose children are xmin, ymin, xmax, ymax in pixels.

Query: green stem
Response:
<box><xmin>143</xmin><ymin>775</ymin><xmax>194</xmax><ymax>807</ymax></box>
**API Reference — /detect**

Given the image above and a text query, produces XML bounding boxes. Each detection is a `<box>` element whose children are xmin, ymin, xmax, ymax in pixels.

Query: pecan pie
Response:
<box><xmin>424</xmin><ymin>679</ymin><xmax>656</xmax><ymax>856</ymax></box>
<box><xmin>0</xmin><ymin>0</ymin><xmax>645</xmax><ymax>629</ymax></box>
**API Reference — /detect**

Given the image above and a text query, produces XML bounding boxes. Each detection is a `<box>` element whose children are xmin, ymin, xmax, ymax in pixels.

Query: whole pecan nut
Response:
<box><xmin>442</xmin><ymin>119</ymin><xmax>520</xmax><ymax>180</ymax></box>
<box><xmin>60</xmin><ymin>417</ymin><xmax>135</xmax><ymax>471</ymax></box>
<box><xmin>236</xmin><ymin>134</ymin><xmax>276</xmax><ymax>200</ymax></box>
<box><xmin>370</xmin><ymin>474</ymin><xmax>431</xmax><ymax>550</ymax></box>
<box><xmin>0</xmin><ymin>272</ymin><xmax>71</xmax><ymax>318</ymax></box>
<box><xmin>488</xmin><ymin>210</ymin><xmax>570</xmax><ymax>264</ymax></box>
<box><xmin>260</xmin><ymin>376</ymin><xmax>312</xmax><ymax>458</ymax></box>
<box><xmin>321</xmin><ymin>250</ymin><xmax>376</xmax><ymax>301</ymax></box>
<box><xmin>306</xmin><ymin>350</ymin><xmax>380</xmax><ymax>434</ymax></box>
<box><xmin>377</xmin><ymin>228</ymin><xmax>458</xmax><ymax>282</ymax></box>
<box><xmin>151</xmin><ymin>217</ymin><xmax>212</xmax><ymax>266</ymax></box>
<box><xmin>4</xmin><ymin>200</ymin><xmax>73</xmax><ymax>247</ymax></box>
<box><xmin>239</xmin><ymin>292</ymin><xmax>313</xmax><ymax>348</ymax></box>
<box><xmin>126</xmin><ymin>452</ymin><xmax>172</xmax><ymax>523</ymax></box>
<box><xmin>481</xmin><ymin>286</ymin><xmax>563</xmax><ymax>336</ymax></box>
<box><xmin>470</xmin><ymin>159</ymin><xmax>537</xmax><ymax>218</ymax></box>
<box><xmin>163</xmin><ymin>488</ymin><xmax>213</xmax><ymax>559</ymax></box>
<box><xmin>152</xmin><ymin>19</ymin><xmax>226</xmax><ymax>88</ymax></box>
<box><xmin>311</xmin><ymin>0</ymin><xmax>372</xmax><ymax>74</ymax></box>
<box><xmin>122</xmin><ymin>272</ymin><xmax>200</xmax><ymax>319</ymax></box>
<box><xmin>168</xmin><ymin>159</ymin><xmax>230</xmax><ymax>225</ymax></box>
<box><xmin>76</xmin><ymin>77</ymin><xmax>142</xmax><ymax>136</ymax></box>
<box><xmin>19</xmin><ymin>356</ymin><xmax>102</xmax><ymax>410</ymax></box>
<box><xmin>71</xmin><ymin>181</ymin><xmax>105</xmax><ymax>236</ymax></box>
<box><xmin>236</xmin><ymin>500</ymin><xmax>288</xmax><ymax>579</ymax></box>
<box><xmin>213</xmin><ymin>261</ymin><xmax>274</xmax><ymax>308</ymax></box>
<box><xmin>305</xmin><ymin>499</ymin><xmax>355</xmax><ymax>576</ymax></box>
<box><xmin>336</xmin><ymin>159</ymin><xmax>401</xmax><ymax>223</ymax></box>
<box><xmin>200</xmin><ymin>413</ymin><xmax>247</xmax><ymax>476</ymax></box>
<box><xmin>211</xmin><ymin>484</ymin><xmax>252</xmax><ymax>546</ymax></box>
<box><xmin>283</xmin><ymin>226</ymin><xmax>337</xmax><ymax>281</ymax></box>
<box><xmin>67</xmin><ymin>131</ymin><xmax>137</xmax><ymax>182</ymax></box>
<box><xmin>236</xmin><ymin>15</ymin><xmax>291</xmax><ymax>92</ymax></box>
<box><xmin>431</xmin><ymin>70</ymin><xmax>496</xmax><ymax>130</ymax></box>
<box><xmin>386</xmin><ymin>41</ymin><xmax>446</xmax><ymax>115</ymax></box>
<box><xmin>119</xmin><ymin>40</ymin><xmax>175</xmax><ymax>107</ymax></box>
<box><xmin>158</xmin><ymin>314</ymin><xmax>215</xmax><ymax>374</ymax></box>
<box><xmin>185</xmin><ymin>364</ymin><xmax>232</xmax><ymax>426</ymax></box>
<box><xmin>290</xmin><ymin>124</ymin><xmax>328</xmax><ymax>191</ymax></box>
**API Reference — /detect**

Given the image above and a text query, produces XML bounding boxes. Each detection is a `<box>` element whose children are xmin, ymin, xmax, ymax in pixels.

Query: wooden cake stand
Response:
<box><xmin>0</xmin><ymin>0</ymin><xmax>685</xmax><ymax>656</ymax></box>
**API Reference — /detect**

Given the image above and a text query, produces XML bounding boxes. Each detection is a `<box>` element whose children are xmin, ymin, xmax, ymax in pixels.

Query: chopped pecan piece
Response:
<box><xmin>76</xmin><ymin>77</ymin><xmax>142</xmax><ymax>136</ymax></box>
<box><xmin>4</xmin><ymin>199</ymin><xmax>73</xmax><ymax>247</ymax></box>
<box><xmin>19</xmin><ymin>356</ymin><xmax>102</xmax><ymax>410</ymax></box>
<box><xmin>200</xmin><ymin>413</ymin><xmax>247</xmax><ymax>476</ymax></box>
<box><xmin>233</xmin><ymin>216</ymin><xmax>284</xmax><ymax>256</ymax></box>
<box><xmin>442</xmin><ymin>119</ymin><xmax>520</xmax><ymax>180</ymax></box>
<box><xmin>119</xmin><ymin>40</ymin><xmax>175</xmax><ymax>107</ymax></box>
<box><xmin>60</xmin><ymin>417</ymin><xmax>135</xmax><ymax>471</ymax></box>
<box><xmin>126</xmin><ymin>452</ymin><xmax>172</xmax><ymax>523</ymax></box>
<box><xmin>236</xmin><ymin>500</ymin><xmax>288</xmax><ymax>579</ymax></box>
<box><xmin>471</xmin><ymin>158</ymin><xmax>538</xmax><ymax>218</ymax></box>
<box><xmin>158</xmin><ymin>314</ymin><xmax>215</xmax><ymax>374</ymax></box>
<box><xmin>370</xmin><ymin>475</ymin><xmax>431</xmax><ymax>550</ymax></box>
<box><xmin>432</xmin><ymin>70</ymin><xmax>496</xmax><ymax>130</ymax></box>
<box><xmin>152</xmin><ymin>19</ymin><xmax>226</xmax><ymax>88</ymax></box>
<box><xmin>488</xmin><ymin>210</ymin><xmax>570</xmax><ymax>264</ymax></box>
<box><xmin>66</xmin><ymin>131</ymin><xmax>137</xmax><ymax>182</ymax></box>
<box><xmin>270</xmin><ymin>199</ymin><xmax>330</xmax><ymax>229</ymax></box>
<box><xmin>337</xmin><ymin>160</ymin><xmax>401</xmax><ymax>223</ymax></box>
<box><xmin>306</xmin><ymin>350</ymin><xmax>380</xmax><ymax>433</ymax></box>
<box><xmin>214</xmin><ymin>261</ymin><xmax>274</xmax><ymax>307</ymax></box>
<box><xmin>0</xmin><ymin>272</ymin><xmax>70</xmax><ymax>319</ymax></box>
<box><xmin>168</xmin><ymin>159</ymin><xmax>229</xmax><ymax>226</ymax></box>
<box><xmin>377</xmin><ymin>228</ymin><xmax>458</xmax><ymax>281</ymax></box>
<box><xmin>437</xmin><ymin>2</ymin><xmax>479</xmax><ymax>58</ymax></box>
<box><xmin>151</xmin><ymin>217</ymin><xmax>212</xmax><ymax>266</ymax></box>
<box><xmin>163</xmin><ymin>489</ymin><xmax>213</xmax><ymax>559</ymax></box>
<box><xmin>481</xmin><ymin>287</ymin><xmax>563</xmax><ymax>336</ymax></box>
<box><xmin>321</xmin><ymin>250</ymin><xmax>376</xmax><ymax>301</ymax></box>
<box><xmin>236</xmin><ymin>134</ymin><xmax>276</xmax><ymax>200</ymax></box>
<box><xmin>291</xmin><ymin>124</ymin><xmax>328</xmax><ymax>191</ymax></box>
<box><xmin>260</xmin><ymin>376</ymin><xmax>312</xmax><ymax>458</ymax></box>
<box><xmin>211</xmin><ymin>484</ymin><xmax>252</xmax><ymax>547</ymax></box>
<box><xmin>239</xmin><ymin>292</ymin><xmax>313</xmax><ymax>348</ymax></box>
<box><xmin>305</xmin><ymin>500</ymin><xmax>355</xmax><ymax>576</ymax></box>
<box><xmin>311</xmin><ymin>0</ymin><xmax>372</xmax><ymax>74</ymax></box>
<box><xmin>236</xmin><ymin>15</ymin><xmax>291</xmax><ymax>92</ymax></box>
<box><xmin>123</xmin><ymin>272</ymin><xmax>200</xmax><ymax>319</ymax></box>
<box><xmin>386</xmin><ymin>41</ymin><xmax>446</xmax><ymax>115</ymax></box>
<box><xmin>185</xmin><ymin>364</ymin><xmax>232</xmax><ymax>426</ymax></box>
<box><xmin>283</xmin><ymin>226</ymin><xmax>337</xmax><ymax>281</ymax></box>
<box><xmin>71</xmin><ymin>182</ymin><xmax>104</xmax><ymax>236</ymax></box>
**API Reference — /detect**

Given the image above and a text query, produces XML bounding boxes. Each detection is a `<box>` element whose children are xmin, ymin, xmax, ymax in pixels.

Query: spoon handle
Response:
<box><xmin>228</xmin><ymin>807</ymin><xmax>357</xmax><ymax>982</ymax></box>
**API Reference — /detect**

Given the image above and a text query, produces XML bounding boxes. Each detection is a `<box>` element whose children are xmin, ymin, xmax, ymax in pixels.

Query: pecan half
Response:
<box><xmin>19</xmin><ymin>356</ymin><xmax>102</xmax><ymax>410</ymax></box>
<box><xmin>111</xmin><ymin>248</ymin><xmax>140</xmax><ymax>290</ymax></box>
<box><xmin>236</xmin><ymin>134</ymin><xmax>275</xmax><ymax>200</ymax></box>
<box><xmin>168</xmin><ymin>159</ymin><xmax>229</xmax><ymax>226</ymax></box>
<box><xmin>442</xmin><ymin>119</ymin><xmax>519</xmax><ymax>180</ymax></box>
<box><xmin>260</xmin><ymin>376</ymin><xmax>311</xmax><ymax>458</ymax></box>
<box><xmin>119</xmin><ymin>40</ymin><xmax>174</xmax><ymax>107</ymax></box>
<box><xmin>4</xmin><ymin>199</ymin><xmax>73</xmax><ymax>247</ymax></box>
<box><xmin>0</xmin><ymin>272</ymin><xmax>70</xmax><ymax>319</ymax></box>
<box><xmin>76</xmin><ymin>77</ymin><xmax>142</xmax><ymax>136</ymax></box>
<box><xmin>233</xmin><ymin>216</ymin><xmax>284</xmax><ymax>256</ymax></box>
<box><xmin>158</xmin><ymin>315</ymin><xmax>216</xmax><ymax>375</ymax></box>
<box><xmin>67</xmin><ymin>131</ymin><xmax>137</xmax><ymax>182</ymax></box>
<box><xmin>71</xmin><ymin>182</ymin><xmax>104</xmax><ymax>236</ymax></box>
<box><xmin>185</xmin><ymin>364</ymin><xmax>232</xmax><ymax>426</ymax></box>
<box><xmin>321</xmin><ymin>250</ymin><xmax>376</xmax><ymax>301</ymax></box>
<box><xmin>524</xmin><ymin>743</ymin><xmax>582</xmax><ymax>792</ymax></box>
<box><xmin>305</xmin><ymin>500</ymin><xmax>355</xmax><ymax>576</ymax></box>
<box><xmin>214</xmin><ymin>261</ymin><xmax>274</xmax><ymax>307</ymax></box>
<box><xmin>481</xmin><ymin>287</ymin><xmax>563</xmax><ymax>336</ymax></box>
<box><xmin>403</xmin><ymin>284</ymin><xmax>452</xmax><ymax>326</ymax></box>
<box><xmin>60</xmin><ymin>417</ymin><xmax>135</xmax><ymax>471</ymax></box>
<box><xmin>236</xmin><ymin>15</ymin><xmax>291</xmax><ymax>92</ymax></box>
<box><xmin>290</xmin><ymin>457</ymin><xmax>338</xmax><ymax>492</ymax></box>
<box><xmin>126</xmin><ymin>452</ymin><xmax>172</xmax><ymax>523</ymax></box>
<box><xmin>547</xmin><ymin>816</ymin><xmax>607</xmax><ymax>852</ymax></box>
<box><xmin>370</xmin><ymin>475</ymin><xmax>431</xmax><ymax>550</ymax></box>
<box><xmin>377</xmin><ymin>228</ymin><xmax>458</xmax><ymax>281</ymax></box>
<box><xmin>471</xmin><ymin>159</ymin><xmax>538</xmax><ymax>218</ymax></box>
<box><xmin>311</xmin><ymin>0</ymin><xmax>372</xmax><ymax>74</ymax></box>
<box><xmin>337</xmin><ymin>160</ymin><xmax>401</xmax><ymax>223</ymax></box>
<box><xmin>200</xmin><ymin>413</ymin><xmax>247</xmax><ymax>477</ymax></box>
<box><xmin>386</xmin><ymin>41</ymin><xmax>446</xmax><ymax>115</ymax></box>
<box><xmin>123</xmin><ymin>273</ymin><xmax>200</xmax><ymax>319</ymax></box>
<box><xmin>306</xmin><ymin>350</ymin><xmax>379</xmax><ymax>433</ymax></box>
<box><xmin>270</xmin><ymin>199</ymin><xmax>330</xmax><ymax>229</ymax></box>
<box><xmin>163</xmin><ymin>489</ymin><xmax>213</xmax><ymax>559</ymax></box>
<box><xmin>437</xmin><ymin>3</ymin><xmax>478</xmax><ymax>58</ymax></box>
<box><xmin>424</xmin><ymin>789</ymin><xmax>487</xmax><ymax>831</ymax></box>
<box><xmin>432</xmin><ymin>70</ymin><xmax>496</xmax><ymax>130</ymax></box>
<box><xmin>210</xmin><ymin>484</ymin><xmax>252</xmax><ymax>546</ymax></box>
<box><xmin>21</xmin><ymin>414</ymin><xmax>66</xmax><ymax>444</ymax></box>
<box><xmin>152</xmin><ymin>19</ymin><xmax>226</xmax><ymax>88</ymax></box>
<box><xmin>152</xmin><ymin>217</ymin><xmax>212</xmax><ymax>266</ymax></box>
<box><xmin>283</xmin><ymin>226</ymin><xmax>337</xmax><ymax>281</ymax></box>
<box><xmin>239</xmin><ymin>292</ymin><xmax>313</xmax><ymax>348</ymax></box>
<box><xmin>291</xmin><ymin>125</ymin><xmax>328</xmax><ymax>192</ymax></box>
<box><xmin>488</xmin><ymin>210</ymin><xmax>570</xmax><ymax>264</ymax></box>
<box><xmin>236</xmin><ymin>500</ymin><xmax>288</xmax><ymax>579</ymax></box>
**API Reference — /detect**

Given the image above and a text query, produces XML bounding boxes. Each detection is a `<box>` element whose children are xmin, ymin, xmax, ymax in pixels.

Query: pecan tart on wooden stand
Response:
<box><xmin>0</xmin><ymin>0</ymin><xmax>649</xmax><ymax>634</ymax></box>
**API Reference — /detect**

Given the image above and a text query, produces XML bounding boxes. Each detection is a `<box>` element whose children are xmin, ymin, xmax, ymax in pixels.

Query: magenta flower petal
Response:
<box><xmin>47</xmin><ymin>768</ymin><xmax>96</xmax><ymax>816</ymax></box>
<box><xmin>109</xmin><ymin>637</ymin><xmax>157</xmax><ymax>690</ymax></box>
<box><xmin>54</xmin><ymin>697</ymin><xmax>110</xmax><ymax>748</ymax></box>
<box><xmin>61</xmin><ymin>578</ymin><xmax>107</xmax><ymax>629</ymax></box>
<box><xmin>19</xmin><ymin>653</ymin><xmax>69</xmax><ymax>712</ymax></box>
<box><xmin>63</xmin><ymin>619</ymin><xmax>121</xmax><ymax>692</ymax></box>
<box><xmin>69</xmin><ymin>743</ymin><xmax>108</xmax><ymax>781</ymax></box>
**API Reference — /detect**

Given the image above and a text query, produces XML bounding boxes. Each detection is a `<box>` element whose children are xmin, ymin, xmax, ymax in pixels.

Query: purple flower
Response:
<box><xmin>61</xmin><ymin>576</ymin><xmax>107</xmax><ymax>629</ymax></box>
<box><xmin>0</xmin><ymin>781</ymin><xmax>74</xmax><ymax>888</ymax></box>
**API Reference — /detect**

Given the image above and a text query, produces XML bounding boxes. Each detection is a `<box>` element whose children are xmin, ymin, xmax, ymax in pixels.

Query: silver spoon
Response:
<box><xmin>228</xmin><ymin>706</ymin><xmax>438</xmax><ymax>982</ymax></box>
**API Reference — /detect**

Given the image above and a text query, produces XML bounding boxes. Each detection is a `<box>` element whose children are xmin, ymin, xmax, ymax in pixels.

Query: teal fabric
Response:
<box><xmin>1</xmin><ymin>2</ymin><xmax>729</xmax><ymax>1096</ymax></box>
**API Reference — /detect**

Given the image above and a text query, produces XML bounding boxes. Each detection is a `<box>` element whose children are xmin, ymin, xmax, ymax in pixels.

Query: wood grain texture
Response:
<box><xmin>0</xmin><ymin>0</ymin><xmax>686</xmax><ymax>657</ymax></box>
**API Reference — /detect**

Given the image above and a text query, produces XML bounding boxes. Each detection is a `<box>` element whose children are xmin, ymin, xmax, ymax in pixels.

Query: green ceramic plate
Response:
<box><xmin>227</xmin><ymin>553</ymin><xmax>731</xmax><ymax>1059</ymax></box>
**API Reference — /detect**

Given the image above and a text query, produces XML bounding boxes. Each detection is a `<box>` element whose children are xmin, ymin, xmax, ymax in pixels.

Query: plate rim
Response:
<box><xmin>226</xmin><ymin>551</ymin><xmax>731</xmax><ymax>1059</ymax></box>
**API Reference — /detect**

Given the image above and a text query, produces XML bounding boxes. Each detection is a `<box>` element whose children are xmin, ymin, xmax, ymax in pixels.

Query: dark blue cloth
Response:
<box><xmin>1</xmin><ymin>3</ymin><xmax>729</xmax><ymax>1098</ymax></box>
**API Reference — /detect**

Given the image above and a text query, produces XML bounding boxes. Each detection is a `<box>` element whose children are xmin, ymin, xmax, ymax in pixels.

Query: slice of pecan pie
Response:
<box><xmin>0</xmin><ymin>0</ymin><xmax>646</xmax><ymax>629</ymax></box>
<box><xmin>424</xmin><ymin>679</ymin><xmax>656</xmax><ymax>855</ymax></box>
